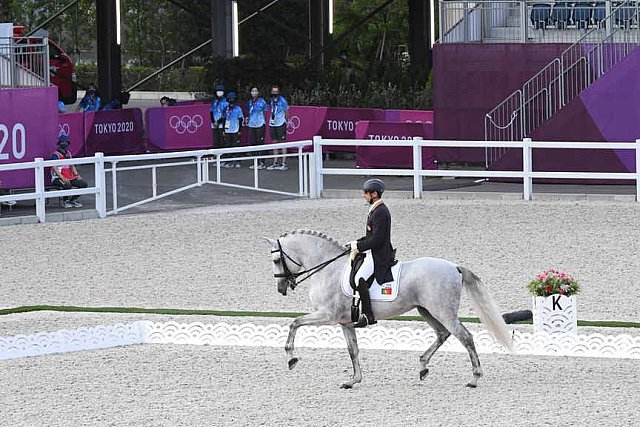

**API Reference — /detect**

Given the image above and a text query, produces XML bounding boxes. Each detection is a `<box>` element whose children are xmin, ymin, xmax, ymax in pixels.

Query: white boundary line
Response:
<box><xmin>1</xmin><ymin>321</ymin><xmax>639</xmax><ymax>361</ymax></box>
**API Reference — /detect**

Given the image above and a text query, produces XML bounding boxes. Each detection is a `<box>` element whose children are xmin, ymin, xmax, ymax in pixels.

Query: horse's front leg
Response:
<box><xmin>340</xmin><ymin>325</ymin><xmax>362</xmax><ymax>389</ymax></box>
<box><xmin>285</xmin><ymin>311</ymin><xmax>333</xmax><ymax>370</ymax></box>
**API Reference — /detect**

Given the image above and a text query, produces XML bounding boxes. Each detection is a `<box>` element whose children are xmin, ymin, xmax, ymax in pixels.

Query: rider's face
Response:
<box><xmin>363</xmin><ymin>191</ymin><xmax>374</xmax><ymax>204</ymax></box>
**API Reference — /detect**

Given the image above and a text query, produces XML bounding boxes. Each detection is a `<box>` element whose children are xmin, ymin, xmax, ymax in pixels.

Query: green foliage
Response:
<box><xmin>527</xmin><ymin>269</ymin><xmax>581</xmax><ymax>297</ymax></box>
<box><xmin>8</xmin><ymin>0</ymin><xmax>433</xmax><ymax>108</ymax></box>
<box><xmin>75</xmin><ymin>63</ymin><xmax>208</xmax><ymax>92</ymax></box>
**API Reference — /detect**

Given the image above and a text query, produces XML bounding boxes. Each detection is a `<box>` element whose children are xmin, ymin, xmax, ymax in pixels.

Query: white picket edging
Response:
<box><xmin>1</xmin><ymin>321</ymin><xmax>639</xmax><ymax>361</ymax></box>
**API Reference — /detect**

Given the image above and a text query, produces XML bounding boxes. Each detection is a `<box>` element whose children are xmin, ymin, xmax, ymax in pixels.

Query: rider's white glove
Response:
<box><xmin>349</xmin><ymin>241</ymin><xmax>359</xmax><ymax>252</ymax></box>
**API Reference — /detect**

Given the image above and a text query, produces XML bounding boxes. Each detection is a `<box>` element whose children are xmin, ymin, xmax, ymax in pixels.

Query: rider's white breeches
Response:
<box><xmin>354</xmin><ymin>250</ymin><xmax>374</xmax><ymax>285</ymax></box>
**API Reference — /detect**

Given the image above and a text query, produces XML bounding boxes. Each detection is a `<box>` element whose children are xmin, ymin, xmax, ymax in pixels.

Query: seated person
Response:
<box><xmin>160</xmin><ymin>96</ymin><xmax>177</xmax><ymax>107</ymax></box>
<box><xmin>51</xmin><ymin>135</ymin><xmax>88</xmax><ymax>208</ymax></box>
<box><xmin>76</xmin><ymin>84</ymin><xmax>101</xmax><ymax>112</ymax></box>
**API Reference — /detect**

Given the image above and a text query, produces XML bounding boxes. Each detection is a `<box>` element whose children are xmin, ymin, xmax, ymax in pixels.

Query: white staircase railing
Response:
<box><xmin>485</xmin><ymin>1</ymin><xmax>640</xmax><ymax>167</ymax></box>
<box><xmin>0</xmin><ymin>37</ymin><xmax>50</xmax><ymax>88</ymax></box>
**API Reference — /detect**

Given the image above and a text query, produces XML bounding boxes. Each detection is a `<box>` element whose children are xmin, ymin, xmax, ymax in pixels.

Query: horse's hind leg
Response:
<box><xmin>442</xmin><ymin>317</ymin><xmax>483</xmax><ymax>388</ymax></box>
<box><xmin>417</xmin><ymin>307</ymin><xmax>451</xmax><ymax>381</ymax></box>
<box><xmin>340</xmin><ymin>325</ymin><xmax>362</xmax><ymax>389</ymax></box>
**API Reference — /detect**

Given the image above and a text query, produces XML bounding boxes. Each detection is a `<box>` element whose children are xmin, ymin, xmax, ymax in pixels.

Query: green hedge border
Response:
<box><xmin>1</xmin><ymin>305</ymin><xmax>638</xmax><ymax>329</ymax></box>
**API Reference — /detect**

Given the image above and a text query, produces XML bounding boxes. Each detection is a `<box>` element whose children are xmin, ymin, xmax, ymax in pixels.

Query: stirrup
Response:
<box><xmin>353</xmin><ymin>314</ymin><xmax>376</xmax><ymax>328</ymax></box>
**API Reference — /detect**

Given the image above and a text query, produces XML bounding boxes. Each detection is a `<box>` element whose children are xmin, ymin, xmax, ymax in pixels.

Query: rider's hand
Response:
<box><xmin>349</xmin><ymin>241</ymin><xmax>359</xmax><ymax>252</ymax></box>
<box><xmin>350</xmin><ymin>250</ymin><xmax>358</xmax><ymax>262</ymax></box>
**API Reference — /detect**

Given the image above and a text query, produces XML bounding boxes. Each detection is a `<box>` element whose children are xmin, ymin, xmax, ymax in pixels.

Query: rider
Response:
<box><xmin>348</xmin><ymin>178</ymin><xmax>395</xmax><ymax>328</ymax></box>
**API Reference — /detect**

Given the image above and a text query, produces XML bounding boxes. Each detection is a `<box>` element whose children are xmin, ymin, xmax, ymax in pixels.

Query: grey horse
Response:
<box><xmin>265</xmin><ymin>230</ymin><xmax>513</xmax><ymax>389</ymax></box>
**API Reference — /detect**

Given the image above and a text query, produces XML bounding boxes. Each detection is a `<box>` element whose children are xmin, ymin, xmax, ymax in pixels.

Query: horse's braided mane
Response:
<box><xmin>279</xmin><ymin>229</ymin><xmax>343</xmax><ymax>249</ymax></box>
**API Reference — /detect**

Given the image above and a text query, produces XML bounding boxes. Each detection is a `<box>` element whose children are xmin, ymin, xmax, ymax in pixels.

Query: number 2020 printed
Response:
<box><xmin>0</xmin><ymin>123</ymin><xmax>27</xmax><ymax>161</ymax></box>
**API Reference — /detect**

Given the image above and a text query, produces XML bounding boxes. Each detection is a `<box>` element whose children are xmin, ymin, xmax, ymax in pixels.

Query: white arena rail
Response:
<box><xmin>310</xmin><ymin>136</ymin><xmax>640</xmax><ymax>201</ymax></box>
<box><xmin>2</xmin><ymin>137</ymin><xmax>639</xmax><ymax>223</ymax></box>
<box><xmin>0</xmin><ymin>141</ymin><xmax>311</xmax><ymax>223</ymax></box>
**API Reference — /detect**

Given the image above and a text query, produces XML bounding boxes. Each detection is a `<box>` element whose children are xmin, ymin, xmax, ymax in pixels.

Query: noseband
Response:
<box><xmin>272</xmin><ymin>239</ymin><xmax>350</xmax><ymax>290</ymax></box>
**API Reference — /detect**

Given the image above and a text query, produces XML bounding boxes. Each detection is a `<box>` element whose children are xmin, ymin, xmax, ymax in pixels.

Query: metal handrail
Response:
<box><xmin>485</xmin><ymin>1</ymin><xmax>640</xmax><ymax>165</ymax></box>
<box><xmin>0</xmin><ymin>36</ymin><xmax>50</xmax><ymax>88</ymax></box>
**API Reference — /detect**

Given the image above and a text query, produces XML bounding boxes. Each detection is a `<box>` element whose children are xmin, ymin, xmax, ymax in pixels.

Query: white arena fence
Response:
<box><xmin>1</xmin><ymin>321</ymin><xmax>639</xmax><ymax>361</ymax></box>
<box><xmin>1</xmin><ymin>137</ymin><xmax>639</xmax><ymax>223</ymax></box>
<box><xmin>0</xmin><ymin>141</ymin><xmax>312</xmax><ymax>222</ymax></box>
<box><xmin>311</xmin><ymin>137</ymin><xmax>640</xmax><ymax>201</ymax></box>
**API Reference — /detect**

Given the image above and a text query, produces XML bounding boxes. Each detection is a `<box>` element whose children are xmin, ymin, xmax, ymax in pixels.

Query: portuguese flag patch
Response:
<box><xmin>381</xmin><ymin>287</ymin><xmax>392</xmax><ymax>295</ymax></box>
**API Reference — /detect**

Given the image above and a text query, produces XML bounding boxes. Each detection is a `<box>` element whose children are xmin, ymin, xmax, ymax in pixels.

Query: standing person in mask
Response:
<box><xmin>266</xmin><ymin>85</ymin><xmax>290</xmax><ymax>171</ymax></box>
<box><xmin>209</xmin><ymin>85</ymin><xmax>228</xmax><ymax>148</ymax></box>
<box><xmin>51</xmin><ymin>135</ymin><xmax>88</xmax><ymax>208</ymax></box>
<box><xmin>222</xmin><ymin>92</ymin><xmax>244</xmax><ymax>168</ymax></box>
<box><xmin>246</xmin><ymin>87</ymin><xmax>268</xmax><ymax>170</ymax></box>
<box><xmin>76</xmin><ymin>84</ymin><xmax>101</xmax><ymax>112</ymax></box>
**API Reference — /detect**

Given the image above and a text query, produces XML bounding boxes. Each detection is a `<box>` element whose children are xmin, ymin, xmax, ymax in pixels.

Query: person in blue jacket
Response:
<box><xmin>76</xmin><ymin>84</ymin><xmax>101</xmax><ymax>112</ymax></box>
<box><xmin>209</xmin><ymin>85</ymin><xmax>228</xmax><ymax>148</ymax></box>
<box><xmin>246</xmin><ymin>87</ymin><xmax>268</xmax><ymax>169</ymax></box>
<box><xmin>222</xmin><ymin>92</ymin><xmax>244</xmax><ymax>168</ymax></box>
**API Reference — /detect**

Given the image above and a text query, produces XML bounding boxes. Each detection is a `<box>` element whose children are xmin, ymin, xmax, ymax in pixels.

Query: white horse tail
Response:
<box><xmin>459</xmin><ymin>266</ymin><xmax>514</xmax><ymax>353</ymax></box>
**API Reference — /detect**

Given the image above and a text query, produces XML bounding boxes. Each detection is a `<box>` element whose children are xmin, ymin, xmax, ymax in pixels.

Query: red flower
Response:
<box><xmin>546</xmin><ymin>285</ymin><xmax>554</xmax><ymax>293</ymax></box>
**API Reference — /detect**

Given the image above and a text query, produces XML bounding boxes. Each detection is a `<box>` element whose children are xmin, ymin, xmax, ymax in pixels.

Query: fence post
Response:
<box><xmin>297</xmin><ymin>147</ymin><xmax>304</xmax><ymax>196</ymax></box>
<box><xmin>312</xmin><ymin>136</ymin><xmax>324</xmax><ymax>198</ymax></box>
<box><xmin>196</xmin><ymin>155</ymin><xmax>203</xmax><ymax>185</ymax></box>
<box><xmin>412</xmin><ymin>137</ymin><xmax>424</xmax><ymax>199</ymax></box>
<box><xmin>636</xmin><ymin>139</ymin><xmax>640</xmax><ymax>202</ymax></box>
<box><xmin>523</xmin><ymin>138</ymin><xmax>533</xmax><ymax>201</ymax></box>
<box><xmin>94</xmin><ymin>152</ymin><xmax>107</xmax><ymax>218</ymax></box>
<box><xmin>34</xmin><ymin>157</ymin><xmax>46</xmax><ymax>223</ymax></box>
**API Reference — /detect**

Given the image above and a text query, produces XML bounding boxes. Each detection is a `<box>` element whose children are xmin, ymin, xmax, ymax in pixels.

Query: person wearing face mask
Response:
<box><xmin>246</xmin><ymin>87</ymin><xmax>268</xmax><ymax>170</ymax></box>
<box><xmin>266</xmin><ymin>85</ymin><xmax>290</xmax><ymax>171</ymax></box>
<box><xmin>222</xmin><ymin>92</ymin><xmax>244</xmax><ymax>168</ymax></box>
<box><xmin>209</xmin><ymin>85</ymin><xmax>228</xmax><ymax>148</ymax></box>
<box><xmin>51</xmin><ymin>135</ymin><xmax>88</xmax><ymax>208</ymax></box>
<box><xmin>76</xmin><ymin>84</ymin><xmax>101</xmax><ymax>112</ymax></box>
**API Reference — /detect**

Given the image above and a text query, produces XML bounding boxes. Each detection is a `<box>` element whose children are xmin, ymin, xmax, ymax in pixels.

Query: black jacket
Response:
<box><xmin>356</xmin><ymin>202</ymin><xmax>394</xmax><ymax>284</ymax></box>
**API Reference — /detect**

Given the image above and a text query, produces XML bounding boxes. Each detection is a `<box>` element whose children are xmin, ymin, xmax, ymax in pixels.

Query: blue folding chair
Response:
<box><xmin>531</xmin><ymin>4</ymin><xmax>552</xmax><ymax>29</ymax></box>
<box><xmin>551</xmin><ymin>2</ymin><xmax>572</xmax><ymax>29</ymax></box>
<box><xmin>573</xmin><ymin>2</ymin><xmax>593</xmax><ymax>29</ymax></box>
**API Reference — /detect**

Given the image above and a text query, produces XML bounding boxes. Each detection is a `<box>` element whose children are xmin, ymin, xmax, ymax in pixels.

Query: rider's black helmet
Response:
<box><xmin>362</xmin><ymin>179</ymin><xmax>385</xmax><ymax>195</ymax></box>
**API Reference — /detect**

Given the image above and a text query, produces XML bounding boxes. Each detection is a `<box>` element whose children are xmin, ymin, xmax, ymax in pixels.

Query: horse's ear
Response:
<box><xmin>261</xmin><ymin>237</ymin><xmax>277</xmax><ymax>248</ymax></box>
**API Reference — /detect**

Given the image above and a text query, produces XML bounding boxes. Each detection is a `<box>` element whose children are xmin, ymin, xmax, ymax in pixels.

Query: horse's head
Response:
<box><xmin>264</xmin><ymin>236</ymin><xmax>304</xmax><ymax>296</ymax></box>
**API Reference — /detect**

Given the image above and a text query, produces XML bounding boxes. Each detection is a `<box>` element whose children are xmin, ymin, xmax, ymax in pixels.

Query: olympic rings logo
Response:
<box><xmin>287</xmin><ymin>115</ymin><xmax>301</xmax><ymax>135</ymax></box>
<box><xmin>58</xmin><ymin>123</ymin><xmax>70</xmax><ymax>137</ymax></box>
<box><xmin>169</xmin><ymin>114</ymin><xmax>204</xmax><ymax>135</ymax></box>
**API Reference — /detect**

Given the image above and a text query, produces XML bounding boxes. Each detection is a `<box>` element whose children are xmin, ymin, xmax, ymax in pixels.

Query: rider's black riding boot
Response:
<box><xmin>354</xmin><ymin>278</ymin><xmax>376</xmax><ymax>328</ymax></box>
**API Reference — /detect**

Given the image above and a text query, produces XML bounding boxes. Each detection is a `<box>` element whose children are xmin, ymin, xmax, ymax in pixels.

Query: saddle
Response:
<box><xmin>341</xmin><ymin>255</ymin><xmax>402</xmax><ymax>303</ymax></box>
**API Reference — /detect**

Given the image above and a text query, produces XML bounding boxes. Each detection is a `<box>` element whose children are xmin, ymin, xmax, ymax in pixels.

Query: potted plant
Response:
<box><xmin>527</xmin><ymin>269</ymin><xmax>580</xmax><ymax>335</ymax></box>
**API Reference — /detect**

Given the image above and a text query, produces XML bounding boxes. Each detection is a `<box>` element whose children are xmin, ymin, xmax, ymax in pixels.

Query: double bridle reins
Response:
<box><xmin>272</xmin><ymin>239</ymin><xmax>350</xmax><ymax>290</ymax></box>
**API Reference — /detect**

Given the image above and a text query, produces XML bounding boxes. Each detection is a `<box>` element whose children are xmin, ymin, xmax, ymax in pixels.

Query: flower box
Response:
<box><xmin>532</xmin><ymin>294</ymin><xmax>578</xmax><ymax>335</ymax></box>
<box><xmin>528</xmin><ymin>269</ymin><xmax>580</xmax><ymax>335</ymax></box>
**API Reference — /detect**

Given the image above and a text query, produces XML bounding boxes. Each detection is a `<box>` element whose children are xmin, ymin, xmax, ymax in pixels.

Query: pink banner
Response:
<box><xmin>84</xmin><ymin>109</ymin><xmax>144</xmax><ymax>155</ymax></box>
<box><xmin>355</xmin><ymin>121</ymin><xmax>436</xmax><ymax>169</ymax></box>
<box><xmin>146</xmin><ymin>105</ymin><xmax>212</xmax><ymax>152</ymax></box>
<box><xmin>58</xmin><ymin>112</ymin><xmax>85</xmax><ymax>157</ymax></box>
<box><xmin>384</xmin><ymin>109</ymin><xmax>434</xmax><ymax>125</ymax></box>
<box><xmin>0</xmin><ymin>87</ymin><xmax>58</xmax><ymax>189</ymax></box>
<box><xmin>318</xmin><ymin>107</ymin><xmax>385</xmax><ymax>152</ymax></box>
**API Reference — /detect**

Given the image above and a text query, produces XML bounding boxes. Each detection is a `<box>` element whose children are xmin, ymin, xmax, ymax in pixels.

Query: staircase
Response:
<box><xmin>484</xmin><ymin>1</ymin><xmax>640</xmax><ymax>167</ymax></box>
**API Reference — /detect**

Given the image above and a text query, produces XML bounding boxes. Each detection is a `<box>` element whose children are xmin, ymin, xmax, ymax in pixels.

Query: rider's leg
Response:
<box><xmin>354</xmin><ymin>252</ymin><xmax>376</xmax><ymax>327</ymax></box>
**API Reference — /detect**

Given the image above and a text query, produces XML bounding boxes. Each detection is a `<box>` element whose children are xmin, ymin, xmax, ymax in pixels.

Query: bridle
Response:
<box><xmin>272</xmin><ymin>239</ymin><xmax>350</xmax><ymax>290</ymax></box>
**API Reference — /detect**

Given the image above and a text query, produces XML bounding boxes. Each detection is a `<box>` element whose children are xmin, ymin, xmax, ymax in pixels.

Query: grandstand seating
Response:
<box><xmin>529</xmin><ymin>2</ymin><xmax>638</xmax><ymax>31</ymax></box>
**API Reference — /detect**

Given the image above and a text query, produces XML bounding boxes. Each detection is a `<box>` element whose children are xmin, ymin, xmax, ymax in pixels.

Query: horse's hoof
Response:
<box><xmin>466</xmin><ymin>382</ymin><xmax>478</xmax><ymax>388</ymax></box>
<box><xmin>340</xmin><ymin>383</ymin><xmax>353</xmax><ymax>389</ymax></box>
<box><xmin>419</xmin><ymin>368</ymin><xmax>429</xmax><ymax>381</ymax></box>
<box><xmin>288</xmin><ymin>358</ymin><xmax>299</xmax><ymax>370</ymax></box>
